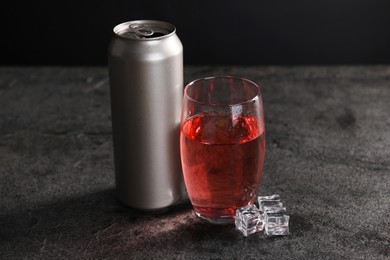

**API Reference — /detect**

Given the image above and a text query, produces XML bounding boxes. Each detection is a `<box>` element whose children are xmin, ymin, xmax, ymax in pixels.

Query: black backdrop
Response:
<box><xmin>2</xmin><ymin>0</ymin><xmax>390</xmax><ymax>66</ymax></box>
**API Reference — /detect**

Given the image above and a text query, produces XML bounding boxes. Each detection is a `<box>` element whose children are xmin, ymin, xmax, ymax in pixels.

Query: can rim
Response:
<box><xmin>113</xmin><ymin>20</ymin><xmax>176</xmax><ymax>41</ymax></box>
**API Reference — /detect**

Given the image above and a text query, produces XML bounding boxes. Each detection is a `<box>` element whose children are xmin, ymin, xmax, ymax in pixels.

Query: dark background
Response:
<box><xmin>2</xmin><ymin>0</ymin><xmax>390</xmax><ymax>66</ymax></box>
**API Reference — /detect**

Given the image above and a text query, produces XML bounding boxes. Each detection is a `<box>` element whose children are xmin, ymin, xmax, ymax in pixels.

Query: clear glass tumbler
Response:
<box><xmin>180</xmin><ymin>76</ymin><xmax>266</xmax><ymax>224</ymax></box>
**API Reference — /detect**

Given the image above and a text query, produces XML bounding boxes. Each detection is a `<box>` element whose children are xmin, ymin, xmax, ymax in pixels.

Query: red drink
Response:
<box><xmin>180</xmin><ymin>114</ymin><xmax>265</xmax><ymax>221</ymax></box>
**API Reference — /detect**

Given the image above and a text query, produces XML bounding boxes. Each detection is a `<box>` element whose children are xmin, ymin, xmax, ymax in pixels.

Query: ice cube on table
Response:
<box><xmin>264</xmin><ymin>208</ymin><xmax>290</xmax><ymax>236</ymax></box>
<box><xmin>258</xmin><ymin>194</ymin><xmax>280</xmax><ymax>201</ymax></box>
<box><xmin>263</xmin><ymin>203</ymin><xmax>285</xmax><ymax>213</ymax></box>
<box><xmin>236</xmin><ymin>195</ymin><xmax>290</xmax><ymax>237</ymax></box>
<box><xmin>257</xmin><ymin>194</ymin><xmax>283</xmax><ymax>212</ymax></box>
<box><xmin>235</xmin><ymin>205</ymin><xmax>264</xmax><ymax>237</ymax></box>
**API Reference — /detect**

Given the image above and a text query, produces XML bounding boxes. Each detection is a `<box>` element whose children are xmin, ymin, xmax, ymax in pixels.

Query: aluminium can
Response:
<box><xmin>108</xmin><ymin>20</ymin><xmax>184</xmax><ymax>210</ymax></box>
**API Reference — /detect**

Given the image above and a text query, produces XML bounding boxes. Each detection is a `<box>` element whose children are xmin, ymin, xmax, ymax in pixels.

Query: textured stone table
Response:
<box><xmin>1</xmin><ymin>66</ymin><xmax>389</xmax><ymax>259</ymax></box>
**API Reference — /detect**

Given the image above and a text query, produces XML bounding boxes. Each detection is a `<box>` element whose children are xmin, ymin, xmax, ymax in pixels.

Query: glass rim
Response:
<box><xmin>184</xmin><ymin>76</ymin><xmax>262</xmax><ymax>107</ymax></box>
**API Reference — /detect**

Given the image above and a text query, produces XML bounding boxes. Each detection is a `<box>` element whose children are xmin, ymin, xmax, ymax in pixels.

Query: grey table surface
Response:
<box><xmin>0</xmin><ymin>66</ymin><xmax>389</xmax><ymax>259</ymax></box>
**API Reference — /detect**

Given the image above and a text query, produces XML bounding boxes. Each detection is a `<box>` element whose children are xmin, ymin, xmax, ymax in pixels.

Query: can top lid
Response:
<box><xmin>114</xmin><ymin>20</ymin><xmax>176</xmax><ymax>40</ymax></box>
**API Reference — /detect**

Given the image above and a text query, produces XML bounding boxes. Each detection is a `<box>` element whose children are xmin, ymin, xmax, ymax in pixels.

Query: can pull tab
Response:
<box><xmin>129</xmin><ymin>24</ymin><xmax>154</xmax><ymax>37</ymax></box>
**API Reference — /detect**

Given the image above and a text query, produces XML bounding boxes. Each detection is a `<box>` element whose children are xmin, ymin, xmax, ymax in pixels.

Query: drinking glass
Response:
<box><xmin>180</xmin><ymin>76</ymin><xmax>266</xmax><ymax>224</ymax></box>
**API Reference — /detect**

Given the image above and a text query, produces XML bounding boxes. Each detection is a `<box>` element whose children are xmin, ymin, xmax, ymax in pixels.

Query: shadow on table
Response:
<box><xmin>0</xmin><ymin>188</ymin><xmax>312</xmax><ymax>258</ymax></box>
<box><xmin>0</xmin><ymin>188</ymin><xmax>188</xmax><ymax>237</ymax></box>
<box><xmin>0</xmin><ymin>189</ymin><xmax>191</xmax><ymax>255</ymax></box>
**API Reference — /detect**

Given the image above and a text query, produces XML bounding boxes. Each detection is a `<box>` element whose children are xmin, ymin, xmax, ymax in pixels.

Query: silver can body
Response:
<box><xmin>108</xmin><ymin>20</ymin><xmax>184</xmax><ymax>210</ymax></box>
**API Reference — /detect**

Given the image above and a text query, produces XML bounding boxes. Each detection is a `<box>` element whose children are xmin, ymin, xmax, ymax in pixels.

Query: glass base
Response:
<box><xmin>195</xmin><ymin>212</ymin><xmax>234</xmax><ymax>224</ymax></box>
<box><xmin>193</xmin><ymin>206</ymin><xmax>236</xmax><ymax>224</ymax></box>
